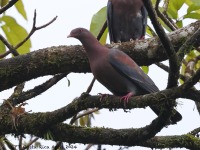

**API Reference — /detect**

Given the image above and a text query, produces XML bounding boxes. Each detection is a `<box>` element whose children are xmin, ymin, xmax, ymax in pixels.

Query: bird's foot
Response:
<box><xmin>98</xmin><ymin>93</ymin><xmax>108</xmax><ymax>102</ymax></box>
<box><xmin>120</xmin><ymin>92</ymin><xmax>134</xmax><ymax>108</ymax></box>
<box><xmin>140</xmin><ymin>36</ymin><xmax>145</xmax><ymax>40</ymax></box>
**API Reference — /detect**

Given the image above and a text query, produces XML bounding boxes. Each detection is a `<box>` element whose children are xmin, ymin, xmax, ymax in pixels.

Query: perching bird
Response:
<box><xmin>107</xmin><ymin>0</ymin><xmax>147</xmax><ymax>43</ymax></box>
<box><xmin>67</xmin><ymin>28</ymin><xmax>182</xmax><ymax>124</ymax></box>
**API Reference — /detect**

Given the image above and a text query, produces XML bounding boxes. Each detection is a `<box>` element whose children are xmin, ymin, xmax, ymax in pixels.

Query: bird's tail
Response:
<box><xmin>150</xmin><ymin>105</ymin><xmax>182</xmax><ymax>124</ymax></box>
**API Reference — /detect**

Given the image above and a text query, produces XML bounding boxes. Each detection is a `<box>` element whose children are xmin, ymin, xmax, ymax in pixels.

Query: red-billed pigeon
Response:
<box><xmin>107</xmin><ymin>0</ymin><xmax>147</xmax><ymax>43</ymax></box>
<box><xmin>67</xmin><ymin>28</ymin><xmax>182</xmax><ymax>124</ymax></box>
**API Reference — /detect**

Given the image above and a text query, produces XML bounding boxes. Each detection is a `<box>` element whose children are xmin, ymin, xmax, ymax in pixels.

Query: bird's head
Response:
<box><xmin>67</xmin><ymin>28</ymin><xmax>89</xmax><ymax>40</ymax></box>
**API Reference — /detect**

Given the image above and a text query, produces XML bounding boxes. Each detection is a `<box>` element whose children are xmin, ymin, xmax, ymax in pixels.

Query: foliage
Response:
<box><xmin>0</xmin><ymin>0</ymin><xmax>31</xmax><ymax>55</ymax></box>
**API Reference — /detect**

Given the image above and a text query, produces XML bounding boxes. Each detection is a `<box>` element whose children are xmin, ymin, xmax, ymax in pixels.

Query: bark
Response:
<box><xmin>0</xmin><ymin>21</ymin><xmax>200</xmax><ymax>92</ymax></box>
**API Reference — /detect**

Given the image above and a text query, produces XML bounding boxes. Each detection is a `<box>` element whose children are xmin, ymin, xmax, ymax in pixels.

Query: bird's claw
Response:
<box><xmin>120</xmin><ymin>93</ymin><xmax>133</xmax><ymax>108</ymax></box>
<box><xmin>140</xmin><ymin>36</ymin><xmax>145</xmax><ymax>40</ymax></box>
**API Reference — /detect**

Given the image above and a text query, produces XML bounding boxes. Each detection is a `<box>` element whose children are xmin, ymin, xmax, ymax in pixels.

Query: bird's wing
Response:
<box><xmin>107</xmin><ymin>0</ymin><xmax>114</xmax><ymax>43</ymax></box>
<box><xmin>141</xmin><ymin>5</ymin><xmax>148</xmax><ymax>37</ymax></box>
<box><xmin>109</xmin><ymin>49</ymin><xmax>159</xmax><ymax>93</ymax></box>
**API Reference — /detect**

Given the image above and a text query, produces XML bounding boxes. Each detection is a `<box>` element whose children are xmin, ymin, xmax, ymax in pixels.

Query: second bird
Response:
<box><xmin>107</xmin><ymin>0</ymin><xmax>147</xmax><ymax>43</ymax></box>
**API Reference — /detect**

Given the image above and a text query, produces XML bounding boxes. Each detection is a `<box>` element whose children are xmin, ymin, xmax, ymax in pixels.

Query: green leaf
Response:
<box><xmin>1</xmin><ymin>15</ymin><xmax>31</xmax><ymax>54</ymax></box>
<box><xmin>191</xmin><ymin>0</ymin><xmax>200</xmax><ymax>6</ymax></box>
<box><xmin>176</xmin><ymin>20</ymin><xmax>183</xmax><ymax>28</ymax></box>
<box><xmin>151</xmin><ymin>0</ymin><xmax>156</xmax><ymax>5</ymax></box>
<box><xmin>185</xmin><ymin>0</ymin><xmax>193</xmax><ymax>6</ymax></box>
<box><xmin>0</xmin><ymin>40</ymin><xmax>6</xmax><ymax>55</ymax></box>
<box><xmin>187</xmin><ymin>4</ymin><xmax>200</xmax><ymax>13</ymax></box>
<box><xmin>14</xmin><ymin>0</ymin><xmax>27</xmax><ymax>20</ymax></box>
<box><xmin>184</xmin><ymin>12</ymin><xmax>200</xmax><ymax>19</ymax></box>
<box><xmin>146</xmin><ymin>25</ymin><xmax>156</xmax><ymax>37</ymax></box>
<box><xmin>167</xmin><ymin>6</ymin><xmax>178</xmax><ymax>19</ymax></box>
<box><xmin>90</xmin><ymin>6</ymin><xmax>108</xmax><ymax>44</ymax></box>
<box><xmin>141</xmin><ymin>66</ymin><xmax>149</xmax><ymax>74</ymax></box>
<box><xmin>170</xmin><ymin>0</ymin><xmax>185</xmax><ymax>11</ymax></box>
<box><xmin>1</xmin><ymin>0</ymin><xmax>9</xmax><ymax>7</ymax></box>
<box><xmin>79</xmin><ymin>117</ymin><xmax>85</xmax><ymax>126</ymax></box>
<box><xmin>167</xmin><ymin>0</ymin><xmax>185</xmax><ymax>19</ymax></box>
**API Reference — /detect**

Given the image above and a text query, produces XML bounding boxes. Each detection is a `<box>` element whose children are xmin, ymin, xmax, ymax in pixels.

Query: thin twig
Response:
<box><xmin>8</xmin><ymin>73</ymin><xmax>68</xmax><ymax>106</ymax></box>
<box><xmin>162</xmin><ymin>0</ymin><xmax>178</xmax><ymax>29</ymax></box>
<box><xmin>3</xmin><ymin>137</ymin><xmax>16</xmax><ymax>150</ymax></box>
<box><xmin>86</xmin><ymin>77</ymin><xmax>96</xmax><ymax>94</ymax></box>
<box><xmin>0</xmin><ymin>34</ymin><xmax>19</xmax><ymax>56</ymax></box>
<box><xmin>96</xmin><ymin>21</ymin><xmax>107</xmax><ymax>41</ymax></box>
<box><xmin>22</xmin><ymin>137</ymin><xmax>39</xmax><ymax>150</ymax></box>
<box><xmin>0</xmin><ymin>141</ymin><xmax>6</xmax><ymax>150</ymax></box>
<box><xmin>18</xmin><ymin>136</ymin><xmax>23</xmax><ymax>150</ymax></box>
<box><xmin>70</xmin><ymin>108</ymin><xmax>99</xmax><ymax>125</ymax></box>
<box><xmin>0</xmin><ymin>51</ymin><xmax>10</xmax><ymax>59</ymax></box>
<box><xmin>177</xmin><ymin>27</ymin><xmax>200</xmax><ymax>61</ymax></box>
<box><xmin>14</xmin><ymin>10</ymin><xmax>58</xmax><ymax>50</ymax></box>
<box><xmin>0</xmin><ymin>10</ymin><xmax>57</xmax><ymax>58</ymax></box>
<box><xmin>163</xmin><ymin>0</ymin><xmax>169</xmax><ymax>11</ymax></box>
<box><xmin>155</xmin><ymin>0</ymin><xmax>176</xmax><ymax>31</ymax></box>
<box><xmin>189</xmin><ymin>127</ymin><xmax>200</xmax><ymax>136</ymax></box>
<box><xmin>0</xmin><ymin>0</ymin><xmax>18</xmax><ymax>14</ymax></box>
<box><xmin>155</xmin><ymin>62</ymin><xmax>169</xmax><ymax>72</ymax></box>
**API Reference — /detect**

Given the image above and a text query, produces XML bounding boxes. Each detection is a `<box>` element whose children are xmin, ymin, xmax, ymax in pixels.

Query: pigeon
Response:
<box><xmin>107</xmin><ymin>0</ymin><xmax>147</xmax><ymax>43</ymax></box>
<box><xmin>67</xmin><ymin>28</ymin><xmax>182</xmax><ymax>124</ymax></box>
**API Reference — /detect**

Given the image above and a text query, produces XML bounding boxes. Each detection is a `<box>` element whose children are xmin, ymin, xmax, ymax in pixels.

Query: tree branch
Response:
<box><xmin>143</xmin><ymin>0</ymin><xmax>179</xmax><ymax>88</ymax></box>
<box><xmin>1</xmin><ymin>111</ymin><xmax>171</xmax><ymax>147</ymax></box>
<box><xmin>138</xmin><ymin>134</ymin><xmax>200</xmax><ymax>149</ymax></box>
<box><xmin>177</xmin><ymin>27</ymin><xmax>200</xmax><ymax>61</ymax></box>
<box><xmin>0</xmin><ymin>0</ymin><xmax>18</xmax><ymax>14</ymax></box>
<box><xmin>0</xmin><ymin>21</ymin><xmax>199</xmax><ymax>92</ymax></box>
<box><xmin>7</xmin><ymin>73</ymin><xmax>68</xmax><ymax>106</ymax></box>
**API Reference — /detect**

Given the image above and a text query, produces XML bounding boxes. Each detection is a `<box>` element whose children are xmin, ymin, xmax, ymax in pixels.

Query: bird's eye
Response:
<box><xmin>79</xmin><ymin>29</ymin><xmax>83</xmax><ymax>33</ymax></box>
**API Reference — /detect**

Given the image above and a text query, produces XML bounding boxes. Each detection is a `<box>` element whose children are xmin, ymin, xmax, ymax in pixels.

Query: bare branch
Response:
<box><xmin>155</xmin><ymin>0</ymin><xmax>176</xmax><ymax>31</ymax></box>
<box><xmin>22</xmin><ymin>137</ymin><xmax>39</xmax><ymax>150</ymax></box>
<box><xmin>14</xmin><ymin>10</ymin><xmax>58</xmax><ymax>50</ymax></box>
<box><xmin>0</xmin><ymin>51</ymin><xmax>11</xmax><ymax>59</ymax></box>
<box><xmin>0</xmin><ymin>0</ymin><xmax>18</xmax><ymax>14</ymax></box>
<box><xmin>0</xmin><ymin>10</ymin><xmax>57</xmax><ymax>58</ymax></box>
<box><xmin>8</xmin><ymin>73</ymin><xmax>68</xmax><ymax>106</ymax></box>
<box><xmin>0</xmin><ymin>34</ymin><xmax>19</xmax><ymax>56</ymax></box>
<box><xmin>189</xmin><ymin>127</ymin><xmax>200</xmax><ymax>136</ymax></box>
<box><xmin>70</xmin><ymin>108</ymin><xmax>99</xmax><ymax>125</ymax></box>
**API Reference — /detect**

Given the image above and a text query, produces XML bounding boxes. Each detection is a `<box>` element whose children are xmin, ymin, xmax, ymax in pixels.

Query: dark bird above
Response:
<box><xmin>107</xmin><ymin>0</ymin><xmax>147</xmax><ymax>43</ymax></box>
<box><xmin>67</xmin><ymin>28</ymin><xmax>182</xmax><ymax>124</ymax></box>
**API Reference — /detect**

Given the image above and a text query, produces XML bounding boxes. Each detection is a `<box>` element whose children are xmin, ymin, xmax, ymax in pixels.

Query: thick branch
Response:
<box><xmin>0</xmin><ymin>77</ymin><xmax>199</xmax><ymax>147</ymax></box>
<box><xmin>0</xmin><ymin>111</ymin><xmax>171</xmax><ymax>147</ymax></box>
<box><xmin>138</xmin><ymin>134</ymin><xmax>200</xmax><ymax>149</ymax></box>
<box><xmin>0</xmin><ymin>21</ymin><xmax>199</xmax><ymax>92</ymax></box>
